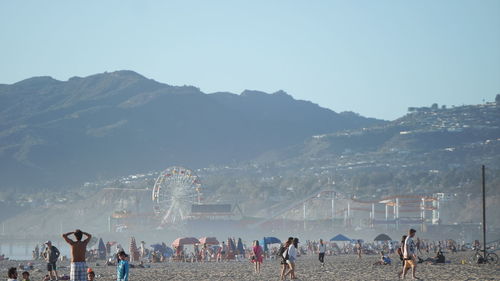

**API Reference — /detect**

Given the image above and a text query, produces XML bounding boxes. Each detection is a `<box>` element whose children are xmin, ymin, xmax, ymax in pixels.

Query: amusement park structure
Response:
<box><xmin>108</xmin><ymin>166</ymin><xmax>444</xmax><ymax>233</ymax></box>
<box><xmin>109</xmin><ymin>166</ymin><xmax>241</xmax><ymax>231</ymax></box>
<box><xmin>255</xmin><ymin>189</ymin><xmax>443</xmax><ymax>232</ymax></box>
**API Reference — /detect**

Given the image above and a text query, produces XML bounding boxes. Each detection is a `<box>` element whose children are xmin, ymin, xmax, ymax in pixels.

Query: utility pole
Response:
<box><xmin>482</xmin><ymin>165</ymin><xmax>486</xmax><ymax>260</ymax></box>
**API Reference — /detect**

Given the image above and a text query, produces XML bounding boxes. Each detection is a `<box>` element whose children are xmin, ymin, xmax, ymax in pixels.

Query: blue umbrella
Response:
<box><xmin>260</xmin><ymin>239</ymin><xmax>268</xmax><ymax>252</ymax></box>
<box><xmin>330</xmin><ymin>234</ymin><xmax>352</xmax><ymax>242</ymax></box>
<box><xmin>263</xmin><ymin>237</ymin><xmax>281</xmax><ymax>245</ymax></box>
<box><xmin>150</xmin><ymin>244</ymin><xmax>164</xmax><ymax>252</ymax></box>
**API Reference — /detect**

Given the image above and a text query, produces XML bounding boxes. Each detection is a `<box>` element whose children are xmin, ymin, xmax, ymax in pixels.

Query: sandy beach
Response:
<box><xmin>2</xmin><ymin>251</ymin><xmax>499</xmax><ymax>281</ymax></box>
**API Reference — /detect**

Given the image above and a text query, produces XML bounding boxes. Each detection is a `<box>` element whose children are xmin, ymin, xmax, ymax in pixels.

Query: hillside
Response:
<box><xmin>0</xmin><ymin>70</ymin><xmax>384</xmax><ymax>190</ymax></box>
<box><xmin>2</xmin><ymin>100</ymin><xmax>500</xmax><ymax>235</ymax></box>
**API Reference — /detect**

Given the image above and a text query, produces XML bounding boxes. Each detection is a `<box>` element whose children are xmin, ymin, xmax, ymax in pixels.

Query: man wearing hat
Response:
<box><xmin>42</xmin><ymin>241</ymin><xmax>60</xmax><ymax>281</ymax></box>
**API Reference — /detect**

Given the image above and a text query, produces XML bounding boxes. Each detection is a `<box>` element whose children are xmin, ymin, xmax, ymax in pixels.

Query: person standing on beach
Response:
<box><xmin>62</xmin><ymin>229</ymin><xmax>92</xmax><ymax>281</ymax></box>
<box><xmin>116</xmin><ymin>250</ymin><xmax>129</xmax><ymax>281</ymax></box>
<box><xmin>42</xmin><ymin>241</ymin><xmax>60</xmax><ymax>281</ymax></box>
<box><xmin>402</xmin><ymin>229</ymin><xmax>419</xmax><ymax>280</ymax></box>
<box><xmin>318</xmin><ymin>239</ymin><xmax>326</xmax><ymax>267</ymax></box>
<box><xmin>251</xmin><ymin>240</ymin><xmax>263</xmax><ymax>274</ymax></box>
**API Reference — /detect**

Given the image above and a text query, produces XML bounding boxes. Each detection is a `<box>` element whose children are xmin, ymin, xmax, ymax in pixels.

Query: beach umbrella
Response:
<box><xmin>150</xmin><ymin>244</ymin><xmax>163</xmax><ymax>251</ymax></box>
<box><xmin>263</xmin><ymin>237</ymin><xmax>281</xmax><ymax>245</ymax></box>
<box><xmin>172</xmin><ymin>237</ymin><xmax>199</xmax><ymax>247</ymax></box>
<box><xmin>330</xmin><ymin>234</ymin><xmax>351</xmax><ymax>242</ymax></box>
<box><xmin>129</xmin><ymin>237</ymin><xmax>140</xmax><ymax>262</ymax></box>
<box><xmin>237</xmin><ymin>238</ymin><xmax>245</xmax><ymax>255</ymax></box>
<box><xmin>260</xmin><ymin>239</ymin><xmax>268</xmax><ymax>252</ymax></box>
<box><xmin>374</xmin><ymin>234</ymin><xmax>392</xmax><ymax>242</ymax></box>
<box><xmin>97</xmin><ymin>238</ymin><xmax>106</xmax><ymax>259</ymax></box>
<box><xmin>163</xmin><ymin>247</ymin><xmax>174</xmax><ymax>257</ymax></box>
<box><xmin>198</xmin><ymin>237</ymin><xmax>219</xmax><ymax>245</ymax></box>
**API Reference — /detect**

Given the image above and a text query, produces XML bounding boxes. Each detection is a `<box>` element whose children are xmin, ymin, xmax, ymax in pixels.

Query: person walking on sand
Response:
<box><xmin>283</xmin><ymin>238</ymin><xmax>299</xmax><ymax>280</ymax></box>
<box><xmin>318</xmin><ymin>239</ymin><xmax>326</xmax><ymax>267</ymax></box>
<box><xmin>42</xmin><ymin>241</ymin><xmax>60</xmax><ymax>281</ymax></box>
<box><xmin>279</xmin><ymin>237</ymin><xmax>293</xmax><ymax>280</ymax></box>
<box><xmin>116</xmin><ymin>251</ymin><xmax>129</xmax><ymax>281</ymax></box>
<box><xmin>402</xmin><ymin>229</ymin><xmax>419</xmax><ymax>280</ymax></box>
<box><xmin>397</xmin><ymin>235</ymin><xmax>407</xmax><ymax>279</ymax></box>
<box><xmin>251</xmin><ymin>240</ymin><xmax>263</xmax><ymax>274</ymax></box>
<box><xmin>356</xmin><ymin>240</ymin><xmax>362</xmax><ymax>259</ymax></box>
<box><xmin>62</xmin><ymin>229</ymin><xmax>92</xmax><ymax>281</ymax></box>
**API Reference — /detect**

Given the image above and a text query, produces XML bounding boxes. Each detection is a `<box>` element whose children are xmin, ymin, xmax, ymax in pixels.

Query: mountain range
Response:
<box><xmin>0</xmin><ymin>70</ymin><xmax>384</xmax><ymax>189</ymax></box>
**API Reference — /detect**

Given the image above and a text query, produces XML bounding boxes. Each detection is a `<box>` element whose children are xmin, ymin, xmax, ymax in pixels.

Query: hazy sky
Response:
<box><xmin>1</xmin><ymin>0</ymin><xmax>499</xmax><ymax>120</ymax></box>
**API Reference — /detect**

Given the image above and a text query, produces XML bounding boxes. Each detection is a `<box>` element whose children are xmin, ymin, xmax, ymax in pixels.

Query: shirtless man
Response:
<box><xmin>62</xmin><ymin>229</ymin><xmax>92</xmax><ymax>281</ymax></box>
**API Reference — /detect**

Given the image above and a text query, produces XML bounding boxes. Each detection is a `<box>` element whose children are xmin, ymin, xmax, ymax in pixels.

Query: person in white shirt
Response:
<box><xmin>402</xmin><ymin>229</ymin><xmax>419</xmax><ymax>280</ymax></box>
<box><xmin>318</xmin><ymin>239</ymin><xmax>326</xmax><ymax>267</ymax></box>
<box><xmin>283</xmin><ymin>238</ymin><xmax>299</xmax><ymax>280</ymax></box>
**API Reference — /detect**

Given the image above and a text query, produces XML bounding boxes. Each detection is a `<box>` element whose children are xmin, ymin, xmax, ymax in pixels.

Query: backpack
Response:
<box><xmin>278</xmin><ymin>244</ymin><xmax>289</xmax><ymax>261</ymax></box>
<box><xmin>278</xmin><ymin>245</ymin><xmax>286</xmax><ymax>257</ymax></box>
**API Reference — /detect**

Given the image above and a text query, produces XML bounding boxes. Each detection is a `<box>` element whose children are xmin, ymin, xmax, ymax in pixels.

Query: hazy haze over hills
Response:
<box><xmin>0</xmin><ymin>70</ymin><xmax>385</xmax><ymax>189</ymax></box>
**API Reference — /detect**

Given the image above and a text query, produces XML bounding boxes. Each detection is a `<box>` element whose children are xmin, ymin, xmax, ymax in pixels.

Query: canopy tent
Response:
<box><xmin>172</xmin><ymin>237</ymin><xmax>200</xmax><ymax>247</ymax></box>
<box><xmin>330</xmin><ymin>234</ymin><xmax>352</xmax><ymax>242</ymax></box>
<box><xmin>198</xmin><ymin>237</ymin><xmax>219</xmax><ymax>245</ymax></box>
<box><xmin>374</xmin><ymin>234</ymin><xmax>392</xmax><ymax>242</ymax></box>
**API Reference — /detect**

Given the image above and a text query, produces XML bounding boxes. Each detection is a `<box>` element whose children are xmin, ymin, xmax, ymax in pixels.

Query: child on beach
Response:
<box><xmin>87</xmin><ymin>269</ymin><xmax>95</xmax><ymax>281</ymax></box>
<box><xmin>251</xmin><ymin>240</ymin><xmax>263</xmax><ymax>274</ymax></box>
<box><xmin>117</xmin><ymin>251</ymin><xmax>129</xmax><ymax>281</ymax></box>
<box><xmin>21</xmin><ymin>271</ymin><xmax>29</xmax><ymax>281</ymax></box>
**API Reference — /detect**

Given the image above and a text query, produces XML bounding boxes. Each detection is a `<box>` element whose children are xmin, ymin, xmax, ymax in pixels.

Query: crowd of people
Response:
<box><xmin>3</xmin><ymin>227</ymin><xmax>497</xmax><ymax>281</ymax></box>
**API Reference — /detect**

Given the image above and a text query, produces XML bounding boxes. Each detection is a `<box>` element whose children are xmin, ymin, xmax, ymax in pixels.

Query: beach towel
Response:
<box><xmin>70</xmin><ymin>262</ymin><xmax>87</xmax><ymax>281</ymax></box>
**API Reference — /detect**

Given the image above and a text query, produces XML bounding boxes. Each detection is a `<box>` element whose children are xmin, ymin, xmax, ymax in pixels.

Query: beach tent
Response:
<box><xmin>330</xmin><ymin>234</ymin><xmax>351</xmax><ymax>242</ymax></box>
<box><xmin>198</xmin><ymin>237</ymin><xmax>219</xmax><ymax>245</ymax></box>
<box><xmin>172</xmin><ymin>237</ymin><xmax>200</xmax><ymax>247</ymax></box>
<box><xmin>374</xmin><ymin>234</ymin><xmax>392</xmax><ymax>242</ymax></box>
<box><xmin>97</xmin><ymin>238</ymin><xmax>106</xmax><ymax>259</ymax></box>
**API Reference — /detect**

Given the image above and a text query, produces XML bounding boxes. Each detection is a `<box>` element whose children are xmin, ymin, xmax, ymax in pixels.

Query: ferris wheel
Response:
<box><xmin>152</xmin><ymin>166</ymin><xmax>202</xmax><ymax>226</ymax></box>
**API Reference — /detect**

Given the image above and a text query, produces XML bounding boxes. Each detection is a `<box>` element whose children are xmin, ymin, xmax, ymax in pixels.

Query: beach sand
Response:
<box><xmin>2</xmin><ymin>251</ymin><xmax>499</xmax><ymax>281</ymax></box>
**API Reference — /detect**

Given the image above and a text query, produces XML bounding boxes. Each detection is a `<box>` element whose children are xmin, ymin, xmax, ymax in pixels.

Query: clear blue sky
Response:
<box><xmin>1</xmin><ymin>0</ymin><xmax>499</xmax><ymax>120</ymax></box>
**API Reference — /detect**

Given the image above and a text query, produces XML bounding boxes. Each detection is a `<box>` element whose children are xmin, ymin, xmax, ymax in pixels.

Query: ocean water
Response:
<box><xmin>0</xmin><ymin>242</ymin><xmax>71</xmax><ymax>261</ymax></box>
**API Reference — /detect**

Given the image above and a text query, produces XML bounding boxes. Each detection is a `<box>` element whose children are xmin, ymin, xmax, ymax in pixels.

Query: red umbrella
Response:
<box><xmin>172</xmin><ymin>237</ymin><xmax>199</xmax><ymax>247</ymax></box>
<box><xmin>198</xmin><ymin>237</ymin><xmax>219</xmax><ymax>245</ymax></box>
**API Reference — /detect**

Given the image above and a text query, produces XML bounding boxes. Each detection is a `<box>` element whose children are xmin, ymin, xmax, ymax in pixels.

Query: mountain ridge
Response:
<box><xmin>0</xmin><ymin>70</ymin><xmax>385</xmax><ymax>189</ymax></box>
